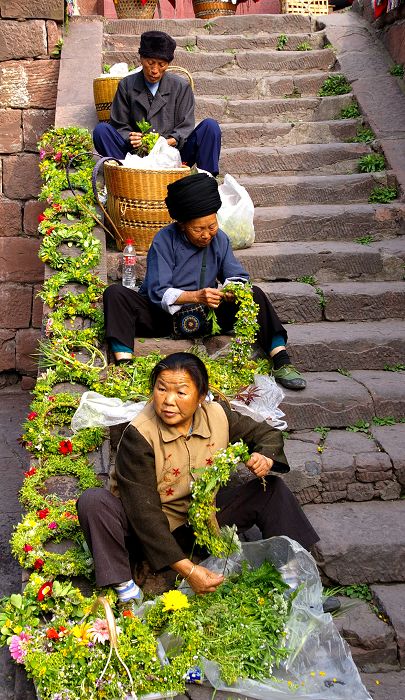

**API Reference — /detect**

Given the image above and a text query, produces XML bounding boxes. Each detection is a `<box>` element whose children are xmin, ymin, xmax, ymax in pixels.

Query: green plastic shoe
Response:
<box><xmin>272</xmin><ymin>364</ymin><xmax>306</xmax><ymax>391</ymax></box>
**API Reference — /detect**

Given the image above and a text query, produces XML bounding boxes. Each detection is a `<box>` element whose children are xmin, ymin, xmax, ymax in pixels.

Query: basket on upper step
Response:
<box><xmin>280</xmin><ymin>0</ymin><xmax>331</xmax><ymax>14</ymax></box>
<box><xmin>114</xmin><ymin>0</ymin><xmax>157</xmax><ymax>18</ymax></box>
<box><xmin>192</xmin><ymin>0</ymin><xmax>237</xmax><ymax>18</ymax></box>
<box><xmin>104</xmin><ymin>162</ymin><xmax>191</xmax><ymax>252</ymax></box>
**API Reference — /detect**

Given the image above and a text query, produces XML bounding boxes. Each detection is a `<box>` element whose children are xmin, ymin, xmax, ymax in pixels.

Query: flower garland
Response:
<box><xmin>224</xmin><ymin>281</ymin><xmax>260</xmax><ymax>367</ymax></box>
<box><xmin>39</xmin><ymin>229</ymin><xmax>101</xmax><ymax>272</ymax></box>
<box><xmin>39</xmin><ymin>270</ymin><xmax>106</xmax><ymax>309</ymax></box>
<box><xmin>44</xmin><ymin>303</ymin><xmax>105</xmax><ymax>345</ymax></box>
<box><xmin>11</xmin><ymin>502</ymin><xmax>93</xmax><ymax>578</ymax></box>
<box><xmin>188</xmin><ymin>440</ymin><xmax>250</xmax><ymax>557</ymax></box>
<box><xmin>20</xmin><ymin>455</ymin><xmax>100</xmax><ymax>510</ymax></box>
<box><xmin>21</xmin><ymin>393</ymin><xmax>104</xmax><ymax>457</ymax></box>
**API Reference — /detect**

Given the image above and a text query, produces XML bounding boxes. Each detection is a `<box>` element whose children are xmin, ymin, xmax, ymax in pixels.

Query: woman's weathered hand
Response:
<box><xmin>222</xmin><ymin>289</ymin><xmax>235</xmax><ymax>302</ymax></box>
<box><xmin>198</xmin><ymin>287</ymin><xmax>223</xmax><ymax>308</ymax></box>
<box><xmin>129</xmin><ymin>132</ymin><xmax>142</xmax><ymax>148</ymax></box>
<box><xmin>188</xmin><ymin>564</ymin><xmax>224</xmax><ymax>594</ymax></box>
<box><xmin>246</xmin><ymin>452</ymin><xmax>273</xmax><ymax>478</ymax></box>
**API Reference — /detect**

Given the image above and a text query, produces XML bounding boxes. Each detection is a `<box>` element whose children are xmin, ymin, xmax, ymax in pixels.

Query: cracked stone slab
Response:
<box><xmin>351</xmin><ymin>370</ymin><xmax>405</xmax><ymax>419</ymax></box>
<box><xmin>322</xmin><ymin>282</ymin><xmax>405</xmax><ymax>322</ymax></box>
<box><xmin>305</xmin><ymin>500</ymin><xmax>405</xmax><ymax>584</ymax></box>
<box><xmin>283</xmin><ymin>439</ymin><xmax>322</xmax><ymax>495</ymax></box>
<box><xmin>260</xmin><ymin>282</ymin><xmax>322</xmax><ymax>323</ymax></box>
<box><xmin>371</xmin><ymin>585</ymin><xmax>405</xmax><ymax>667</ymax></box>
<box><xmin>361</xmin><ymin>670</ymin><xmax>405</xmax><ymax>700</ymax></box>
<box><xmin>220</xmin><ymin>119</ymin><xmax>360</xmax><ymax>149</ymax></box>
<box><xmin>371</xmin><ymin>424</ymin><xmax>405</xmax><ymax>486</ymax></box>
<box><xmin>324</xmin><ymin>429</ymin><xmax>378</xmax><ymax>454</ymax></box>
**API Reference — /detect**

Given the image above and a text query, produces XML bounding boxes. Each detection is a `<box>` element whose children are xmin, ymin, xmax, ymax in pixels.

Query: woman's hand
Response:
<box><xmin>197</xmin><ymin>287</ymin><xmax>223</xmax><ymax>308</ymax></box>
<box><xmin>166</xmin><ymin>137</ymin><xmax>177</xmax><ymax>147</ymax></box>
<box><xmin>187</xmin><ymin>564</ymin><xmax>224</xmax><ymax>594</ymax></box>
<box><xmin>246</xmin><ymin>452</ymin><xmax>273</xmax><ymax>478</ymax></box>
<box><xmin>129</xmin><ymin>132</ymin><xmax>142</xmax><ymax>148</ymax></box>
<box><xmin>222</xmin><ymin>289</ymin><xmax>235</xmax><ymax>302</ymax></box>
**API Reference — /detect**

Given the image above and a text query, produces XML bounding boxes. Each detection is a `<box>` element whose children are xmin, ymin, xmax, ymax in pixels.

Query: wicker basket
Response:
<box><xmin>192</xmin><ymin>0</ymin><xmax>237</xmax><ymax>18</ymax></box>
<box><xmin>280</xmin><ymin>0</ymin><xmax>330</xmax><ymax>14</ymax></box>
<box><xmin>114</xmin><ymin>0</ymin><xmax>157</xmax><ymax>18</ymax></box>
<box><xmin>93</xmin><ymin>77</ymin><xmax>122</xmax><ymax>122</ymax></box>
<box><xmin>104</xmin><ymin>162</ymin><xmax>191</xmax><ymax>252</ymax></box>
<box><xmin>93</xmin><ymin>66</ymin><xmax>194</xmax><ymax>124</ymax></box>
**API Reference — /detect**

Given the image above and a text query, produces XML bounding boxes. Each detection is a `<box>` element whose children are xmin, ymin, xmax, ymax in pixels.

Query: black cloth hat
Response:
<box><xmin>165</xmin><ymin>173</ymin><xmax>222</xmax><ymax>222</ymax></box>
<box><xmin>139</xmin><ymin>31</ymin><xmax>176</xmax><ymax>63</ymax></box>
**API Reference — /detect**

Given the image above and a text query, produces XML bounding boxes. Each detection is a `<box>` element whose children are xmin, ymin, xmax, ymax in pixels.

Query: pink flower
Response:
<box><xmin>89</xmin><ymin>618</ymin><xmax>110</xmax><ymax>644</ymax></box>
<box><xmin>39</xmin><ymin>148</ymin><xmax>46</xmax><ymax>160</ymax></box>
<box><xmin>54</xmin><ymin>151</ymin><xmax>62</xmax><ymax>162</ymax></box>
<box><xmin>45</xmin><ymin>318</ymin><xmax>53</xmax><ymax>337</ymax></box>
<box><xmin>34</xmin><ymin>558</ymin><xmax>44</xmax><ymax>570</ymax></box>
<box><xmin>48</xmin><ymin>521</ymin><xmax>58</xmax><ymax>530</ymax></box>
<box><xmin>9</xmin><ymin>633</ymin><xmax>31</xmax><ymax>664</ymax></box>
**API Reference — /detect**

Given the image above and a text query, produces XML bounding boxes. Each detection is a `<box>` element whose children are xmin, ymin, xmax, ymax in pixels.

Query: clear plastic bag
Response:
<box><xmin>182</xmin><ymin>537</ymin><xmax>372</xmax><ymax>700</ymax></box>
<box><xmin>230</xmin><ymin>374</ymin><xmax>287</xmax><ymax>431</ymax></box>
<box><xmin>217</xmin><ymin>174</ymin><xmax>255</xmax><ymax>250</ymax></box>
<box><xmin>71</xmin><ymin>391</ymin><xmax>147</xmax><ymax>432</ymax></box>
<box><xmin>121</xmin><ymin>136</ymin><xmax>182</xmax><ymax>170</ymax></box>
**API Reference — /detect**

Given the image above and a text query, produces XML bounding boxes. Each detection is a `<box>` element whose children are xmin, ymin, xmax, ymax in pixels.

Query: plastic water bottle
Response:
<box><xmin>122</xmin><ymin>239</ymin><xmax>137</xmax><ymax>290</ymax></box>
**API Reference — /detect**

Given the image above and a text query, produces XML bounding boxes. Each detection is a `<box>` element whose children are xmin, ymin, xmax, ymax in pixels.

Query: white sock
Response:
<box><xmin>115</xmin><ymin>579</ymin><xmax>142</xmax><ymax>603</ymax></box>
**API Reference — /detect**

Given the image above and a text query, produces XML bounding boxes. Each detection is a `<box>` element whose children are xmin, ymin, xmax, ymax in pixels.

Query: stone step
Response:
<box><xmin>103</xmin><ymin>16</ymin><xmax>314</xmax><ymax>37</ymax></box>
<box><xmin>104</xmin><ymin>48</ymin><xmax>336</xmax><ymax>74</ymax></box>
<box><xmin>192</xmin><ymin>71</ymin><xmax>335</xmax><ymax>99</ymax></box>
<box><xmin>237</xmin><ymin>171</ymin><xmax>389</xmax><ymax>206</ymax></box>
<box><xmin>235</xmin><ymin>239</ymin><xmax>390</xmax><ymax>282</ymax></box>
<box><xmin>104</xmin><ymin>32</ymin><xmax>326</xmax><ymax>53</ymax></box>
<box><xmin>196</xmin><ymin>94</ymin><xmax>355</xmax><ymax>123</ymax></box>
<box><xmin>253</xmin><ymin>203</ymin><xmax>405</xmax><ymax>243</ymax></box>
<box><xmin>286</xmin><ymin>319</ymin><xmax>405</xmax><ymax>371</ymax></box>
<box><xmin>371</xmin><ymin>584</ymin><xmax>405</xmax><ymax>668</ymax></box>
<box><xmin>221</xmin><ymin>119</ymin><xmax>360</xmax><ymax>147</ymax></box>
<box><xmin>305</xmin><ymin>501</ymin><xmax>405</xmax><ymax>584</ymax></box>
<box><xmin>220</xmin><ymin>142</ymin><xmax>370</xmax><ymax>176</ymax></box>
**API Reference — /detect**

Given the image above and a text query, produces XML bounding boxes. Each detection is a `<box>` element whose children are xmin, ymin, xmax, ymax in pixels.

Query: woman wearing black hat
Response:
<box><xmin>103</xmin><ymin>173</ymin><xmax>305</xmax><ymax>390</ymax></box>
<box><xmin>93</xmin><ymin>30</ymin><xmax>221</xmax><ymax>176</ymax></box>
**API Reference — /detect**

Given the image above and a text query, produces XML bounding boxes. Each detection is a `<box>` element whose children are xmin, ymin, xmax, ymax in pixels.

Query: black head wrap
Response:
<box><xmin>165</xmin><ymin>173</ymin><xmax>222</xmax><ymax>222</ymax></box>
<box><xmin>139</xmin><ymin>31</ymin><xmax>176</xmax><ymax>63</ymax></box>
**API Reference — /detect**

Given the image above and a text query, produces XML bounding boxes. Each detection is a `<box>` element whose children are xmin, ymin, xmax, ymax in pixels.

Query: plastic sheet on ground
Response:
<box><xmin>179</xmin><ymin>537</ymin><xmax>372</xmax><ymax>700</ymax></box>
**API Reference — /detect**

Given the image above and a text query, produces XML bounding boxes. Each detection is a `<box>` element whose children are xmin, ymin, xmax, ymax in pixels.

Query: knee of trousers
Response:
<box><xmin>93</xmin><ymin>122</ymin><xmax>111</xmax><ymax>140</ymax></box>
<box><xmin>198</xmin><ymin>118</ymin><xmax>221</xmax><ymax>137</ymax></box>
<box><xmin>103</xmin><ymin>283</ymin><xmax>128</xmax><ymax>305</ymax></box>
<box><xmin>77</xmin><ymin>487</ymin><xmax>116</xmax><ymax>524</ymax></box>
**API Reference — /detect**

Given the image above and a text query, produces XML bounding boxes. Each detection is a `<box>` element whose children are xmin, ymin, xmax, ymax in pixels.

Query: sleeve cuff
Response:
<box><xmin>223</xmin><ymin>277</ymin><xmax>249</xmax><ymax>287</ymax></box>
<box><xmin>162</xmin><ymin>288</ymin><xmax>184</xmax><ymax>315</ymax></box>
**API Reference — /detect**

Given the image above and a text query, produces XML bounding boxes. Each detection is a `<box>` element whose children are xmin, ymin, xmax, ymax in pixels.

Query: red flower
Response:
<box><xmin>37</xmin><ymin>508</ymin><xmax>50</xmax><ymax>520</ymax></box>
<box><xmin>54</xmin><ymin>152</ymin><xmax>62</xmax><ymax>162</ymax></box>
<box><xmin>122</xmin><ymin>609</ymin><xmax>134</xmax><ymax>618</ymax></box>
<box><xmin>205</xmin><ymin>458</ymin><xmax>213</xmax><ymax>465</ymax></box>
<box><xmin>48</xmin><ymin>395</ymin><xmax>56</xmax><ymax>402</ymax></box>
<box><xmin>37</xmin><ymin>214</ymin><xmax>46</xmax><ymax>223</ymax></box>
<box><xmin>23</xmin><ymin>544</ymin><xmax>33</xmax><ymax>552</ymax></box>
<box><xmin>59</xmin><ymin>440</ymin><xmax>73</xmax><ymax>455</ymax></box>
<box><xmin>46</xmin><ymin>627</ymin><xmax>59</xmax><ymax>639</ymax></box>
<box><xmin>34</xmin><ymin>558</ymin><xmax>44</xmax><ymax>570</ymax></box>
<box><xmin>27</xmin><ymin>411</ymin><xmax>38</xmax><ymax>421</ymax></box>
<box><xmin>45</xmin><ymin>226</ymin><xmax>55</xmax><ymax>236</ymax></box>
<box><xmin>52</xmin><ymin>203</ymin><xmax>62</xmax><ymax>211</ymax></box>
<box><xmin>62</xmin><ymin>511</ymin><xmax>78</xmax><ymax>521</ymax></box>
<box><xmin>37</xmin><ymin>581</ymin><xmax>53</xmax><ymax>601</ymax></box>
<box><xmin>24</xmin><ymin>467</ymin><xmax>36</xmax><ymax>478</ymax></box>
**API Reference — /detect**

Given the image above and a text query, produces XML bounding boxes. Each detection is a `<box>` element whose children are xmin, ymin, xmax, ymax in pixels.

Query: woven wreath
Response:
<box><xmin>39</xmin><ymin>270</ymin><xmax>106</xmax><ymax>309</ymax></box>
<box><xmin>20</xmin><ymin>455</ymin><xmax>101</xmax><ymax>510</ymax></box>
<box><xmin>39</xmin><ymin>229</ymin><xmax>101</xmax><ymax>272</ymax></box>
<box><xmin>44</xmin><ymin>303</ymin><xmax>104</xmax><ymax>345</ymax></box>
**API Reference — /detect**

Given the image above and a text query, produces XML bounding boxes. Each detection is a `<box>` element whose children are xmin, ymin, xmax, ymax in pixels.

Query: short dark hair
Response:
<box><xmin>150</xmin><ymin>352</ymin><xmax>209</xmax><ymax>396</ymax></box>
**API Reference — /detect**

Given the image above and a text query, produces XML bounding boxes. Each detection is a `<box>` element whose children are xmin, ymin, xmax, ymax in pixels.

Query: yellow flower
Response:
<box><xmin>319</xmin><ymin>671</ymin><xmax>326</xmax><ymax>676</ymax></box>
<box><xmin>71</xmin><ymin>622</ymin><xmax>92</xmax><ymax>644</ymax></box>
<box><xmin>161</xmin><ymin>590</ymin><xmax>190</xmax><ymax>612</ymax></box>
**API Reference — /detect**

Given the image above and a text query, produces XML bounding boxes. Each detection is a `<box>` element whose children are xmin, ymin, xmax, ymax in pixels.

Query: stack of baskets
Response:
<box><xmin>103</xmin><ymin>162</ymin><xmax>191</xmax><ymax>252</ymax></box>
<box><xmin>280</xmin><ymin>0</ymin><xmax>330</xmax><ymax>13</ymax></box>
<box><xmin>192</xmin><ymin>0</ymin><xmax>237</xmax><ymax>18</ymax></box>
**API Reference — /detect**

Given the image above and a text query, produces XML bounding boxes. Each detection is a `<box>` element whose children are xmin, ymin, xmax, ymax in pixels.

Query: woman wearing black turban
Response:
<box><xmin>103</xmin><ymin>173</ymin><xmax>305</xmax><ymax>390</ymax></box>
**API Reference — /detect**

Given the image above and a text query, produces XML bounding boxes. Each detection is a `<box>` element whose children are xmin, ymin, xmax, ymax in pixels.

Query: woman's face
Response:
<box><xmin>180</xmin><ymin>214</ymin><xmax>219</xmax><ymax>248</ymax></box>
<box><xmin>153</xmin><ymin>369</ymin><xmax>205</xmax><ymax>435</ymax></box>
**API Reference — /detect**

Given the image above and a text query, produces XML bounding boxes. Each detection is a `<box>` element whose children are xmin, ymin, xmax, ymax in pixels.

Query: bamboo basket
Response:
<box><xmin>93</xmin><ymin>67</ymin><xmax>194</xmax><ymax>124</ymax></box>
<box><xmin>93</xmin><ymin>77</ymin><xmax>122</xmax><ymax>122</ymax></box>
<box><xmin>114</xmin><ymin>0</ymin><xmax>157</xmax><ymax>18</ymax></box>
<box><xmin>104</xmin><ymin>162</ymin><xmax>191</xmax><ymax>252</ymax></box>
<box><xmin>280</xmin><ymin>0</ymin><xmax>330</xmax><ymax>14</ymax></box>
<box><xmin>192</xmin><ymin>0</ymin><xmax>237</xmax><ymax>18</ymax></box>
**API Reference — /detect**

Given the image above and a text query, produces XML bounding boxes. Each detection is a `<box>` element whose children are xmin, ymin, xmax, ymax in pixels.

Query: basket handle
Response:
<box><xmin>91</xmin><ymin>596</ymin><xmax>136</xmax><ymax>695</ymax></box>
<box><xmin>167</xmin><ymin>65</ymin><xmax>194</xmax><ymax>91</ymax></box>
<box><xmin>65</xmin><ymin>153</ymin><xmax>121</xmax><ymax>242</ymax></box>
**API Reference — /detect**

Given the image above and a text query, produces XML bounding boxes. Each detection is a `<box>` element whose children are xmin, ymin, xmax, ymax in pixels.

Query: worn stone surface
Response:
<box><xmin>23</xmin><ymin>199</ymin><xmax>45</xmax><ymax>236</ymax></box>
<box><xmin>260</xmin><ymin>282</ymin><xmax>322</xmax><ymax>323</ymax></box>
<box><xmin>0</xmin><ymin>59</ymin><xmax>59</xmax><ymax>109</ymax></box>
<box><xmin>351</xmin><ymin>370</ymin><xmax>405</xmax><ymax>420</ymax></box>
<box><xmin>0</xmin><ymin>238</ymin><xmax>43</xmax><ymax>283</ymax></box>
<box><xmin>0</xmin><ymin>284</ymin><xmax>32</xmax><ymax>329</ymax></box>
<box><xmin>324</xmin><ymin>429</ymin><xmax>378</xmax><ymax>454</ymax></box>
<box><xmin>220</xmin><ymin>119</ymin><xmax>359</xmax><ymax>149</ymax></box>
<box><xmin>323</xmin><ymin>282</ymin><xmax>405</xmax><ymax>321</ymax></box>
<box><xmin>0</xmin><ymin>0</ymin><xmax>64</xmax><ymax>19</ymax></box>
<box><xmin>0</xmin><ymin>331</ymin><xmax>15</xmax><ymax>372</ymax></box>
<box><xmin>23</xmin><ymin>108</ymin><xmax>55</xmax><ymax>151</ymax></box>
<box><xmin>355</xmin><ymin>452</ymin><xmax>393</xmax><ymax>483</ymax></box>
<box><xmin>15</xmin><ymin>328</ymin><xmax>41</xmax><ymax>374</ymax></box>
<box><xmin>0</xmin><ymin>108</ymin><xmax>22</xmax><ymax>153</ymax></box>
<box><xmin>32</xmin><ymin>284</ymin><xmax>43</xmax><ymax>328</ymax></box>
<box><xmin>0</xmin><ymin>198</ymin><xmax>22</xmax><ymax>236</ymax></box>
<box><xmin>372</xmin><ymin>424</ymin><xmax>405</xmax><ymax>486</ymax></box>
<box><xmin>346</xmin><ymin>481</ymin><xmax>376</xmax><ymax>501</ymax></box>
<box><xmin>0</xmin><ymin>20</ymin><xmax>47</xmax><ymax>61</ymax></box>
<box><xmin>334</xmin><ymin>598</ymin><xmax>395</xmax><ymax>654</ymax></box>
<box><xmin>2</xmin><ymin>153</ymin><xmax>42</xmax><ymax>200</ymax></box>
<box><xmin>283</xmin><ymin>439</ymin><xmax>322</xmax><ymax>495</ymax></box>
<box><xmin>321</xmin><ymin>449</ymin><xmax>355</xmax><ymax>484</ymax></box>
<box><xmin>361</xmin><ymin>670</ymin><xmax>405</xmax><ymax>700</ymax></box>
<box><xmin>306</xmin><ymin>501</ymin><xmax>405</xmax><ymax>584</ymax></box>
<box><xmin>372</xmin><ymin>585</ymin><xmax>405</xmax><ymax>667</ymax></box>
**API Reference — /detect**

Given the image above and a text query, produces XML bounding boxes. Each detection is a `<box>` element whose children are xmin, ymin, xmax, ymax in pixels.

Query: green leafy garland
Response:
<box><xmin>39</xmin><ymin>270</ymin><xmax>106</xmax><ymax>309</ymax></box>
<box><xmin>20</xmin><ymin>455</ymin><xmax>100</xmax><ymax>510</ymax></box>
<box><xmin>224</xmin><ymin>281</ymin><xmax>260</xmax><ymax>367</ymax></box>
<box><xmin>39</xmin><ymin>228</ymin><xmax>101</xmax><ymax>272</ymax></box>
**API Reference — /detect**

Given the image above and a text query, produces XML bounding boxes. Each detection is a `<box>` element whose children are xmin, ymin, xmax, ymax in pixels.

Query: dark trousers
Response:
<box><xmin>77</xmin><ymin>478</ymin><xmax>319</xmax><ymax>587</ymax></box>
<box><xmin>93</xmin><ymin>119</ymin><xmax>222</xmax><ymax>176</ymax></box>
<box><xmin>103</xmin><ymin>284</ymin><xmax>287</xmax><ymax>355</ymax></box>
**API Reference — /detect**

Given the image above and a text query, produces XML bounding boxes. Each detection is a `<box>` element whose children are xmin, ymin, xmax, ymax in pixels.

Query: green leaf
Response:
<box><xmin>10</xmin><ymin>594</ymin><xmax>22</xmax><ymax>609</ymax></box>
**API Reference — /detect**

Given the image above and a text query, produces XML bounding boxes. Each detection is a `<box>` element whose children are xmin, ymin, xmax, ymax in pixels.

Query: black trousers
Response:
<box><xmin>77</xmin><ymin>478</ymin><xmax>319</xmax><ymax>587</ymax></box>
<box><xmin>103</xmin><ymin>284</ymin><xmax>287</xmax><ymax>354</ymax></box>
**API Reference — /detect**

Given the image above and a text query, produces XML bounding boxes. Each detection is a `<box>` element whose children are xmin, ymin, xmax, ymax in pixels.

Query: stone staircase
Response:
<box><xmin>53</xmin><ymin>11</ymin><xmax>405</xmax><ymax>685</ymax></box>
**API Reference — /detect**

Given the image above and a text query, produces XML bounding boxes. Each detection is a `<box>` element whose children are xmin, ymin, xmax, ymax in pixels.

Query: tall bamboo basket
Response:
<box><xmin>192</xmin><ymin>0</ymin><xmax>237</xmax><ymax>18</ymax></box>
<box><xmin>93</xmin><ymin>67</ymin><xmax>194</xmax><ymax>124</ymax></box>
<box><xmin>114</xmin><ymin>0</ymin><xmax>157</xmax><ymax>18</ymax></box>
<box><xmin>104</xmin><ymin>163</ymin><xmax>191</xmax><ymax>252</ymax></box>
<box><xmin>280</xmin><ymin>0</ymin><xmax>330</xmax><ymax>13</ymax></box>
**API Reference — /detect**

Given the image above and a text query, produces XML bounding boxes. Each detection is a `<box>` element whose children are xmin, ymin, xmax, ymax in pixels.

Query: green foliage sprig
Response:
<box><xmin>134</xmin><ymin>119</ymin><xmax>160</xmax><ymax>156</ymax></box>
<box><xmin>318</xmin><ymin>74</ymin><xmax>352</xmax><ymax>96</ymax></box>
<box><xmin>368</xmin><ymin>185</ymin><xmax>398</xmax><ymax>203</ymax></box>
<box><xmin>224</xmin><ymin>282</ymin><xmax>260</xmax><ymax>367</ymax></box>
<box><xmin>358</xmin><ymin>153</ymin><xmax>385</xmax><ymax>173</ymax></box>
<box><xmin>39</xmin><ymin>270</ymin><xmax>106</xmax><ymax>309</ymax></box>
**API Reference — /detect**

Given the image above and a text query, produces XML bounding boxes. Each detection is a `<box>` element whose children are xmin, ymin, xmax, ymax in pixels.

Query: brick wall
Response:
<box><xmin>0</xmin><ymin>0</ymin><xmax>63</xmax><ymax>388</ymax></box>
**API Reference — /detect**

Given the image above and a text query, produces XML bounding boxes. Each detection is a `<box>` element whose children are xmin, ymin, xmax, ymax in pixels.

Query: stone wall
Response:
<box><xmin>355</xmin><ymin>0</ymin><xmax>405</xmax><ymax>65</ymax></box>
<box><xmin>0</xmin><ymin>0</ymin><xmax>63</xmax><ymax>388</ymax></box>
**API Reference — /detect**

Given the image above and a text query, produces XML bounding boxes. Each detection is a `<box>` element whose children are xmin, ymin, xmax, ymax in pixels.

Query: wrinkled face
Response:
<box><xmin>140</xmin><ymin>57</ymin><xmax>169</xmax><ymax>83</ymax></box>
<box><xmin>153</xmin><ymin>369</ymin><xmax>205</xmax><ymax>435</ymax></box>
<box><xmin>180</xmin><ymin>213</ymin><xmax>219</xmax><ymax>248</ymax></box>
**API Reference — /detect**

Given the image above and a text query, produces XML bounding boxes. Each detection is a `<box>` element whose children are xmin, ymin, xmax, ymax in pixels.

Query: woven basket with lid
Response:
<box><xmin>192</xmin><ymin>0</ymin><xmax>237</xmax><ymax>18</ymax></box>
<box><xmin>114</xmin><ymin>0</ymin><xmax>157</xmax><ymax>18</ymax></box>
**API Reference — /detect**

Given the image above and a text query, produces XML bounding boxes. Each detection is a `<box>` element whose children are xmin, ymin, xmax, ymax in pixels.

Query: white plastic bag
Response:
<box><xmin>230</xmin><ymin>374</ymin><xmax>287</xmax><ymax>431</ymax></box>
<box><xmin>217</xmin><ymin>173</ymin><xmax>255</xmax><ymax>250</ymax></box>
<box><xmin>71</xmin><ymin>392</ymin><xmax>147</xmax><ymax>432</ymax></box>
<box><xmin>122</xmin><ymin>136</ymin><xmax>182</xmax><ymax>170</ymax></box>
